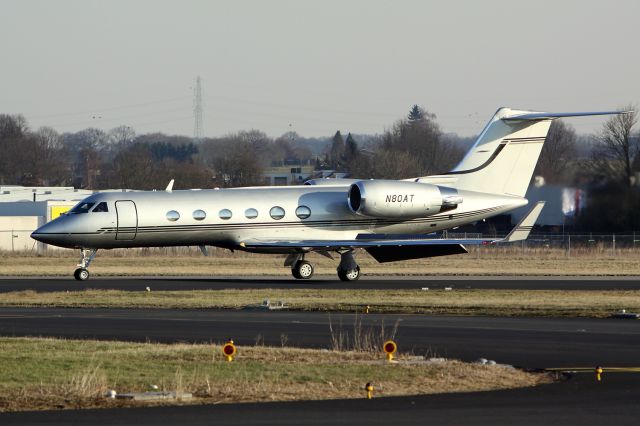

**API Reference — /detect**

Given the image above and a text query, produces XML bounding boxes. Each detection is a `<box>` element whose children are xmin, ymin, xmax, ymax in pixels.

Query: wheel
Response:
<box><xmin>74</xmin><ymin>268</ymin><xmax>89</xmax><ymax>281</ymax></box>
<box><xmin>292</xmin><ymin>260</ymin><xmax>314</xmax><ymax>280</ymax></box>
<box><xmin>337</xmin><ymin>265</ymin><xmax>360</xmax><ymax>281</ymax></box>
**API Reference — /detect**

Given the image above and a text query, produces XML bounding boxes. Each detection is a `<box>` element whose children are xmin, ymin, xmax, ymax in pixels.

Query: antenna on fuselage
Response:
<box><xmin>165</xmin><ymin>179</ymin><xmax>175</xmax><ymax>193</ymax></box>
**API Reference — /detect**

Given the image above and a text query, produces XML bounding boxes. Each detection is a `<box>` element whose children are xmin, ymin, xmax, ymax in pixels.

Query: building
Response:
<box><xmin>261</xmin><ymin>166</ymin><xmax>316</xmax><ymax>186</ymax></box>
<box><xmin>0</xmin><ymin>186</ymin><xmax>95</xmax><ymax>252</ymax></box>
<box><xmin>510</xmin><ymin>183</ymin><xmax>586</xmax><ymax>229</ymax></box>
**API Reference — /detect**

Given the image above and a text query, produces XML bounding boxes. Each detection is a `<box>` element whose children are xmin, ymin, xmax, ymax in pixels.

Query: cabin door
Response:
<box><xmin>115</xmin><ymin>200</ymin><xmax>138</xmax><ymax>240</ymax></box>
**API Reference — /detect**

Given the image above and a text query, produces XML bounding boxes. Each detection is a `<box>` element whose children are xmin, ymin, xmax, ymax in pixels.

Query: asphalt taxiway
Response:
<box><xmin>1</xmin><ymin>279</ymin><xmax>639</xmax><ymax>425</ymax></box>
<box><xmin>2</xmin><ymin>275</ymin><xmax>640</xmax><ymax>291</ymax></box>
<box><xmin>1</xmin><ymin>308</ymin><xmax>638</xmax><ymax>367</ymax></box>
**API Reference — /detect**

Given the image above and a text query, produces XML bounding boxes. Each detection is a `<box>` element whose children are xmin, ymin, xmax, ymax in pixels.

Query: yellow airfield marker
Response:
<box><xmin>222</xmin><ymin>340</ymin><xmax>237</xmax><ymax>362</ymax></box>
<box><xmin>383</xmin><ymin>340</ymin><xmax>397</xmax><ymax>362</ymax></box>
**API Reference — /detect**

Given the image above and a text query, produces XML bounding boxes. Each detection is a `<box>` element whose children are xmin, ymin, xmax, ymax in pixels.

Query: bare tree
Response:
<box><xmin>591</xmin><ymin>106</ymin><xmax>638</xmax><ymax>186</ymax></box>
<box><xmin>535</xmin><ymin>120</ymin><xmax>577</xmax><ymax>184</ymax></box>
<box><xmin>108</xmin><ymin>125</ymin><xmax>136</xmax><ymax>146</ymax></box>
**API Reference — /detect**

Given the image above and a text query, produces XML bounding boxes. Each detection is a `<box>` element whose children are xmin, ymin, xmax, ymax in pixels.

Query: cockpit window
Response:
<box><xmin>70</xmin><ymin>202</ymin><xmax>95</xmax><ymax>214</ymax></box>
<box><xmin>92</xmin><ymin>202</ymin><xmax>109</xmax><ymax>213</ymax></box>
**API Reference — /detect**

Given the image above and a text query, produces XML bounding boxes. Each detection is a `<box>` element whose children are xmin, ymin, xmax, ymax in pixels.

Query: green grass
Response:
<box><xmin>1</xmin><ymin>288</ymin><xmax>639</xmax><ymax>317</ymax></box>
<box><xmin>0</xmin><ymin>337</ymin><xmax>549</xmax><ymax>412</ymax></box>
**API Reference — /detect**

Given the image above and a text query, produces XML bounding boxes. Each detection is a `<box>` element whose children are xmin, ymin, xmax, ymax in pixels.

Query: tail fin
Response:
<box><xmin>434</xmin><ymin>107</ymin><xmax>629</xmax><ymax>197</ymax></box>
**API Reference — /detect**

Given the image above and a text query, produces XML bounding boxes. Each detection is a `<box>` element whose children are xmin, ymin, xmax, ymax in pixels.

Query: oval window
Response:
<box><xmin>219</xmin><ymin>209</ymin><xmax>232</xmax><ymax>220</ymax></box>
<box><xmin>193</xmin><ymin>209</ymin><xmax>206</xmax><ymax>221</ymax></box>
<box><xmin>295</xmin><ymin>205</ymin><xmax>311</xmax><ymax>219</ymax></box>
<box><xmin>245</xmin><ymin>208</ymin><xmax>258</xmax><ymax>219</ymax></box>
<box><xmin>166</xmin><ymin>210</ymin><xmax>180</xmax><ymax>222</ymax></box>
<box><xmin>269</xmin><ymin>206</ymin><xmax>285</xmax><ymax>220</ymax></box>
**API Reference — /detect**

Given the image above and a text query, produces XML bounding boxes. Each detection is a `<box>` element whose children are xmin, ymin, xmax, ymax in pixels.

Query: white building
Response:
<box><xmin>0</xmin><ymin>186</ymin><xmax>95</xmax><ymax>252</ymax></box>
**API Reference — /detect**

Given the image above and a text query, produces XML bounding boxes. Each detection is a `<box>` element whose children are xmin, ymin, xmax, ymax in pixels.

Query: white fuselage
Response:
<box><xmin>32</xmin><ymin>183</ymin><xmax>527</xmax><ymax>251</ymax></box>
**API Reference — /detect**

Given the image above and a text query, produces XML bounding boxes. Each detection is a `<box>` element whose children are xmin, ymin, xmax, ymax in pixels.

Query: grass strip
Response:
<box><xmin>0</xmin><ymin>337</ymin><xmax>550</xmax><ymax>412</ymax></box>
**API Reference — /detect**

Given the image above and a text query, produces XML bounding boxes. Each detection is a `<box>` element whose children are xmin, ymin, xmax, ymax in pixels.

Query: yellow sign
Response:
<box><xmin>50</xmin><ymin>205</ymin><xmax>72</xmax><ymax>220</ymax></box>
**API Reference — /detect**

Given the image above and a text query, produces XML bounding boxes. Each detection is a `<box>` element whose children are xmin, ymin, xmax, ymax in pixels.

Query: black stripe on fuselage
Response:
<box><xmin>93</xmin><ymin>206</ymin><xmax>504</xmax><ymax>235</ymax></box>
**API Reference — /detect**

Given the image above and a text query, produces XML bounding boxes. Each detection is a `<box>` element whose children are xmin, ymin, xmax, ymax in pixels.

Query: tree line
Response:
<box><xmin>1</xmin><ymin>104</ymin><xmax>638</xmax><ymax>230</ymax></box>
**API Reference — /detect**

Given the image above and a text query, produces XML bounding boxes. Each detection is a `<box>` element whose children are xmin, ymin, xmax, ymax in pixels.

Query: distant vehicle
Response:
<box><xmin>32</xmin><ymin>107</ymin><xmax>628</xmax><ymax>281</ymax></box>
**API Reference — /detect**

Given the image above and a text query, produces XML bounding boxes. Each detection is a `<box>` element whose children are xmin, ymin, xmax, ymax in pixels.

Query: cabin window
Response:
<box><xmin>166</xmin><ymin>210</ymin><xmax>180</xmax><ymax>221</ymax></box>
<box><xmin>295</xmin><ymin>205</ymin><xmax>311</xmax><ymax>219</ymax></box>
<box><xmin>92</xmin><ymin>202</ymin><xmax>109</xmax><ymax>213</ymax></box>
<box><xmin>219</xmin><ymin>209</ymin><xmax>232</xmax><ymax>220</ymax></box>
<box><xmin>269</xmin><ymin>206</ymin><xmax>285</xmax><ymax>220</ymax></box>
<box><xmin>193</xmin><ymin>209</ymin><xmax>206</xmax><ymax>221</ymax></box>
<box><xmin>245</xmin><ymin>208</ymin><xmax>258</xmax><ymax>219</ymax></box>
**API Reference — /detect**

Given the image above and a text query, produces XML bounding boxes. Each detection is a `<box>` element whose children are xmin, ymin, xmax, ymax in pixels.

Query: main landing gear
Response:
<box><xmin>287</xmin><ymin>254</ymin><xmax>314</xmax><ymax>279</ymax></box>
<box><xmin>74</xmin><ymin>248</ymin><xmax>97</xmax><ymax>281</ymax></box>
<box><xmin>337</xmin><ymin>250</ymin><xmax>360</xmax><ymax>282</ymax></box>
<box><xmin>286</xmin><ymin>250</ymin><xmax>361</xmax><ymax>281</ymax></box>
<box><xmin>292</xmin><ymin>259</ymin><xmax>314</xmax><ymax>279</ymax></box>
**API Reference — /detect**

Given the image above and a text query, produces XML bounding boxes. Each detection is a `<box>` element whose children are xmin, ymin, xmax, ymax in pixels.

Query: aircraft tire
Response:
<box><xmin>74</xmin><ymin>268</ymin><xmax>90</xmax><ymax>281</ymax></box>
<box><xmin>337</xmin><ymin>266</ymin><xmax>360</xmax><ymax>282</ymax></box>
<box><xmin>293</xmin><ymin>260</ymin><xmax>314</xmax><ymax>280</ymax></box>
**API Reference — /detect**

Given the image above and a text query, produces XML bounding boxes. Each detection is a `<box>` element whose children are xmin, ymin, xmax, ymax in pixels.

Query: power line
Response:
<box><xmin>27</xmin><ymin>95</ymin><xmax>192</xmax><ymax>120</ymax></box>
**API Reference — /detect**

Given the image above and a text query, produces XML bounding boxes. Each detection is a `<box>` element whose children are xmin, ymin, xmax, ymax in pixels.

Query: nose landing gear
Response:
<box><xmin>74</xmin><ymin>249</ymin><xmax>98</xmax><ymax>281</ymax></box>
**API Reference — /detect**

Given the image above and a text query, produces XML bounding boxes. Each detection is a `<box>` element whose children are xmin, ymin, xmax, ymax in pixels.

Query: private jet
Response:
<box><xmin>31</xmin><ymin>107</ymin><xmax>628</xmax><ymax>281</ymax></box>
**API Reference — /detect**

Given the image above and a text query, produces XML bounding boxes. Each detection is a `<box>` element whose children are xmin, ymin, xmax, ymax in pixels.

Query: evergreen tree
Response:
<box><xmin>328</xmin><ymin>130</ymin><xmax>344</xmax><ymax>169</ymax></box>
<box><xmin>344</xmin><ymin>132</ymin><xmax>359</xmax><ymax>164</ymax></box>
<box><xmin>408</xmin><ymin>104</ymin><xmax>425</xmax><ymax>122</ymax></box>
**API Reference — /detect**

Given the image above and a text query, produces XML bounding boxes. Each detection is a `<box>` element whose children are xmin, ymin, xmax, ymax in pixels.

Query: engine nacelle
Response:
<box><xmin>347</xmin><ymin>180</ymin><xmax>462</xmax><ymax>219</ymax></box>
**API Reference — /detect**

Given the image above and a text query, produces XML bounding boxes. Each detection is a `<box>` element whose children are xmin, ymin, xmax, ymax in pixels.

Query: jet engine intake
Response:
<box><xmin>348</xmin><ymin>180</ymin><xmax>461</xmax><ymax>219</ymax></box>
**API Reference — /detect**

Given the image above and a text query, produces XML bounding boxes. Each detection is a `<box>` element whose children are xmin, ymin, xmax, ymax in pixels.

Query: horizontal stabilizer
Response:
<box><xmin>503</xmin><ymin>111</ymin><xmax>632</xmax><ymax>121</ymax></box>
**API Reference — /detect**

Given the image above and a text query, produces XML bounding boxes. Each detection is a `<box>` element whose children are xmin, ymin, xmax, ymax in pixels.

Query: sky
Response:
<box><xmin>1</xmin><ymin>0</ymin><xmax>639</xmax><ymax>138</ymax></box>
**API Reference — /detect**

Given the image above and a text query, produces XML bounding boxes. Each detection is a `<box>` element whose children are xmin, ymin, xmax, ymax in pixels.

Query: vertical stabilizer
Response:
<box><xmin>419</xmin><ymin>108</ymin><xmax>630</xmax><ymax>197</ymax></box>
<box><xmin>447</xmin><ymin>107</ymin><xmax>550</xmax><ymax>197</ymax></box>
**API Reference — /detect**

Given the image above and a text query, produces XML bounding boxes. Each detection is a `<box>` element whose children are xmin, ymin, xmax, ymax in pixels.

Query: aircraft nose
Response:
<box><xmin>31</xmin><ymin>220</ymin><xmax>72</xmax><ymax>246</ymax></box>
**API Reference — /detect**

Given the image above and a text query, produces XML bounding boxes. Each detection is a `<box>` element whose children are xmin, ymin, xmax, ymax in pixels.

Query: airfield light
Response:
<box><xmin>364</xmin><ymin>382</ymin><xmax>374</xmax><ymax>399</ymax></box>
<box><xmin>222</xmin><ymin>341</ymin><xmax>237</xmax><ymax>362</ymax></box>
<box><xmin>383</xmin><ymin>340</ymin><xmax>397</xmax><ymax>362</ymax></box>
<box><xmin>595</xmin><ymin>366</ymin><xmax>603</xmax><ymax>381</ymax></box>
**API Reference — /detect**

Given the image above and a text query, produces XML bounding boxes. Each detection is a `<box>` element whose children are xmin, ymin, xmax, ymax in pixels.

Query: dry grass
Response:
<box><xmin>4</xmin><ymin>246</ymin><xmax>640</xmax><ymax>276</ymax></box>
<box><xmin>0</xmin><ymin>337</ymin><xmax>550</xmax><ymax>412</ymax></box>
<box><xmin>1</xmin><ymin>288</ymin><xmax>639</xmax><ymax>317</ymax></box>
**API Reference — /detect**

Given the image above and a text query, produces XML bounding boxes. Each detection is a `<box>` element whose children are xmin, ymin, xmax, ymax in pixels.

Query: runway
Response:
<box><xmin>1</xmin><ymin>307</ymin><xmax>639</xmax><ymax>425</ymax></box>
<box><xmin>2</xmin><ymin>275</ymin><xmax>640</xmax><ymax>292</ymax></box>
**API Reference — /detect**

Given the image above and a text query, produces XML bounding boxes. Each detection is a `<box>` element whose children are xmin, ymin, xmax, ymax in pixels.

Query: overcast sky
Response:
<box><xmin>1</xmin><ymin>0</ymin><xmax>639</xmax><ymax>138</ymax></box>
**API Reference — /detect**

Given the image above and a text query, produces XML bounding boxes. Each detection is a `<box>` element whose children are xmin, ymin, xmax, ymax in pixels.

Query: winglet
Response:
<box><xmin>165</xmin><ymin>179</ymin><xmax>175</xmax><ymax>193</ymax></box>
<box><xmin>501</xmin><ymin>201</ymin><xmax>545</xmax><ymax>243</ymax></box>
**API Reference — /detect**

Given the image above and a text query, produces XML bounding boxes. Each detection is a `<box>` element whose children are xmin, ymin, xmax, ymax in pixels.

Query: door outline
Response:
<box><xmin>115</xmin><ymin>200</ymin><xmax>138</xmax><ymax>240</ymax></box>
